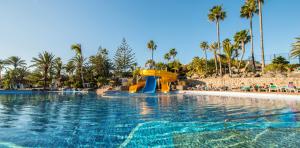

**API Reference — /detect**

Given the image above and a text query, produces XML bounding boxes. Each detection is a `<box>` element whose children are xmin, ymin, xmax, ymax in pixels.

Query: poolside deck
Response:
<box><xmin>179</xmin><ymin>90</ymin><xmax>300</xmax><ymax>100</ymax></box>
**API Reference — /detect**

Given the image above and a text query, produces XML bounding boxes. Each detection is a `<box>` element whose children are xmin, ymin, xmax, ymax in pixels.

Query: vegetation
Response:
<box><xmin>264</xmin><ymin>56</ymin><xmax>290</xmax><ymax>73</ymax></box>
<box><xmin>114</xmin><ymin>38</ymin><xmax>136</xmax><ymax>77</ymax></box>
<box><xmin>223</xmin><ymin>39</ymin><xmax>234</xmax><ymax>76</ymax></box>
<box><xmin>147</xmin><ymin>40</ymin><xmax>157</xmax><ymax>69</ymax></box>
<box><xmin>200</xmin><ymin>41</ymin><xmax>209</xmax><ymax>72</ymax></box>
<box><xmin>31</xmin><ymin>51</ymin><xmax>55</xmax><ymax>89</ymax></box>
<box><xmin>240</xmin><ymin>0</ymin><xmax>258</xmax><ymax>72</ymax></box>
<box><xmin>208</xmin><ymin>5</ymin><xmax>226</xmax><ymax>76</ymax></box>
<box><xmin>234</xmin><ymin>30</ymin><xmax>250</xmax><ymax>71</ymax></box>
<box><xmin>291</xmin><ymin>37</ymin><xmax>300</xmax><ymax>58</ymax></box>
<box><xmin>1</xmin><ymin>1</ymin><xmax>300</xmax><ymax>90</ymax></box>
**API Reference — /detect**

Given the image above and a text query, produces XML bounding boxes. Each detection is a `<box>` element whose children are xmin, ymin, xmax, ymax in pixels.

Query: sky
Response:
<box><xmin>0</xmin><ymin>0</ymin><xmax>300</xmax><ymax>67</ymax></box>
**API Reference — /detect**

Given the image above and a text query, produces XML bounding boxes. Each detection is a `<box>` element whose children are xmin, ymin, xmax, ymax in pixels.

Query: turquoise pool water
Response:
<box><xmin>0</xmin><ymin>91</ymin><xmax>300</xmax><ymax>147</ymax></box>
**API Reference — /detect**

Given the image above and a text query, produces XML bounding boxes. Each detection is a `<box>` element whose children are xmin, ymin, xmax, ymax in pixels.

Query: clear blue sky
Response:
<box><xmin>0</xmin><ymin>0</ymin><xmax>300</xmax><ymax>66</ymax></box>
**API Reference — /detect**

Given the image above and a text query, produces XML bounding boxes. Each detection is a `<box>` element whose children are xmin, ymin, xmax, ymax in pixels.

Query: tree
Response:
<box><xmin>272</xmin><ymin>56</ymin><xmax>289</xmax><ymax>65</ymax></box>
<box><xmin>5</xmin><ymin>56</ymin><xmax>26</xmax><ymax>70</ymax></box>
<box><xmin>169</xmin><ymin>48</ymin><xmax>177</xmax><ymax>61</ymax></box>
<box><xmin>145</xmin><ymin>59</ymin><xmax>155</xmax><ymax>69</ymax></box>
<box><xmin>147</xmin><ymin>40</ymin><xmax>157</xmax><ymax>69</ymax></box>
<box><xmin>71</xmin><ymin>43</ymin><xmax>85</xmax><ymax>86</ymax></box>
<box><xmin>258</xmin><ymin>0</ymin><xmax>265</xmax><ymax>71</ymax></box>
<box><xmin>223</xmin><ymin>39</ymin><xmax>234</xmax><ymax>76</ymax></box>
<box><xmin>31</xmin><ymin>51</ymin><xmax>55</xmax><ymax>89</ymax></box>
<box><xmin>234</xmin><ymin>30</ymin><xmax>250</xmax><ymax>71</ymax></box>
<box><xmin>53</xmin><ymin>57</ymin><xmax>63</xmax><ymax>87</ymax></box>
<box><xmin>90</xmin><ymin>47</ymin><xmax>112</xmax><ymax>86</ymax></box>
<box><xmin>200</xmin><ymin>41</ymin><xmax>209</xmax><ymax>72</ymax></box>
<box><xmin>0</xmin><ymin>60</ymin><xmax>5</xmax><ymax>86</ymax></box>
<box><xmin>210</xmin><ymin>42</ymin><xmax>219</xmax><ymax>73</ymax></box>
<box><xmin>155</xmin><ymin>62</ymin><xmax>167</xmax><ymax>70</ymax></box>
<box><xmin>114</xmin><ymin>38</ymin><xmax>136</xmax><ymax>77</ymax></box>
<box><xmin>65</xmin><ymin>61</ymin><xmax>76</xmax><ymax>77</ymax></box>
<box><xmin>208</xmin><ymin>5</ymin><xmax>226</xmax><ymax>76</ymax></box>
<box><xmin>291</xmin><ymin>37</ymin><xmax>300</xmax><ymax>63</ymax></box>
<box><xmin>241</xmin><ymin>0</ymin><xmax>258</xmax><ymax>72</ymax></box>
<box><xmin>164</xmin><ymin>53</ymin><xmax>171</xmax><ymax>63</ymax></box>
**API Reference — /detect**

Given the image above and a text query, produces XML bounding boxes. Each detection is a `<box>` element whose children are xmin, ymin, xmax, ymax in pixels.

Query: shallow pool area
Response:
<box><xmin>0</xmin><ymin>91</ymin><xmax>300</xmax><ymax>147</ymax></box>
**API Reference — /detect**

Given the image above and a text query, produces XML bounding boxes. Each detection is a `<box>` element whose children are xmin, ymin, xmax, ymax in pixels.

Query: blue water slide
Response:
<box><xmin>142</xmin><ymin>76</ymin><xmax>157</xmax><ymax>93</ymax></box>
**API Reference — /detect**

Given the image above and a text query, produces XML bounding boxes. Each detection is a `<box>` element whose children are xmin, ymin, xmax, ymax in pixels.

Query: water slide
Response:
<box><xmin>129</xmin><ymin>81</ymin><xmax>145</xmax><ymax>93</ymax></box>
<box><xmin>129</xmin><ymin>70</ymin><xmax>177</xmax><ymax>93</ymax></box>
<box><xmin>142</xmin><ymin>76</ymin><xmax>157</xmax><ymax>93</ymax></box>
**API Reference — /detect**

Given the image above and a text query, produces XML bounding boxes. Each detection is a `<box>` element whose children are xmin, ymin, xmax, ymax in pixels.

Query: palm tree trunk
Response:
<box><xmin>80</xmin><ymin>57</ymin><xmax>84</xmax><ymax>87</ymax></box>
<box><xmin>249</xmin><ymin>15</ymin><xmax>256</xmax><ymax>72</ymax></box>
<box><xmin>258</xmin><ymin>0</ymin><xmax>265</xmax><ymax>71</ymax></box>
<box><xmin>214</xmin><ymin>50</ymin><xmax>218</xmax><ymax>74</ymax></box>
<box><xmin>238</xmin><ymin>42</ymin><xmax>246</xmax><ymax>71</ymax></box>
<box><xmin>151</xmin><ymin>50</ymin><xmax>154</xmax><ymax>69</ymax></box>
<box><xmin>44</xmin><ymin>68</ymin><xmax>48</xmax><ymax>90</ymax></box>
<box><xmin>217</xmin><ymin>21</ymin><xmax>222</xmax><ymax>76</ymax></box>
<box><xmin>228</xmin><ymin>60</ymin><xmax>232</xmax><ymax>77</ymax></box>
<box><xmin>204</xmin><ymin>50</ymin><xmax>208</xmax><ymax>72</ymax></box>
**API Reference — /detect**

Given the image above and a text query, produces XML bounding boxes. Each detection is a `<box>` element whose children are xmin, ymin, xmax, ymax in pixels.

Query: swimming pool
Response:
<box><xmin>0</xmin><ymin>91</ymin><xmax>299</xmax><ymax>147</ymax></box>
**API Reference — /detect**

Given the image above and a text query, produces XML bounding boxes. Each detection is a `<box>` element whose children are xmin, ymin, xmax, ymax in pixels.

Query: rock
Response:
<box><xmin>262</xmin><ymin>72</ymin><xmax>275</xmax><ymax>78</ymax></box>
<box><xmin>275</xmin><ymin>73</ymin><xmax>287</xmax><ymax>78</ymax></box>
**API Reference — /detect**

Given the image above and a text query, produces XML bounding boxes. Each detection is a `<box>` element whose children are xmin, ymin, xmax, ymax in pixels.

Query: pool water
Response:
<box><xmin>0</xmin><ymin>92</ymin><xmax>300</xmax><ymax>147</ymax></box>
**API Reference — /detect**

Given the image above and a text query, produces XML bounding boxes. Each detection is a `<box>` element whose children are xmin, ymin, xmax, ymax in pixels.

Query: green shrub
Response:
<box><xmin>264</xmin><ymin>64</ymin><xmax>288</xmax><ymax>73</ymax></box>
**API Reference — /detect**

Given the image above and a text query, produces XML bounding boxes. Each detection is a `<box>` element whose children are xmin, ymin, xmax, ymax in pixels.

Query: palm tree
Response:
<box><xmin>53</xmin><ymin>57</ymin><xmax>63</xmax><ymax>87</ymax></box>
<box><xmin>234</xmin><ymin>30</ymin><xmax>250</xmax><ymax>71</ymax></box>
<box><xmin>291</xmin><ymin>37</ymin><xmax>300</xmax><ymax>63</ymax></box>
<box><xmin>65</xmin><ymin>61</ymin><xmax>76</xmax><ymax>76</ymax></box>
<box><xmin>210</xmin><ymin>42</ymin><xmax>219</xmax><ymax>73</ymax></box>
<box><xmin>147</xmin><ymin>40</ymin><xmax>157</xmax><ymax>69</ymax></box>
<box><xmin>241</xmin><ymin>0</ymin><xmax>258</xmax><ymax>72</ymax></box>
<box><xmin>71</xmin><ymin>43</ymin><xmax>85</xmax><ymax>86</ymax></box>
<box><xmin>200</xmin><ymin>41</ymin><xmax>209</xmax><ymax>72</ymax></box>
<box><xmin>145</xmin><ymin>59</ymin><xmax>155</xmax><ymax>69</ymax></box>
<box><xmin>258</xmin><ymin>0</ymin><xmax>265</xmax><ymax>71</ymax></box>
<box><xmin>208</xmin><ymin>5</ymin><xmax>226</xmax><ymax>76</ymax></box>
<box><xmin>5</xmin><ymin>56</ymin><xmax>26</xmax><ymax>70</ymax></box>
<box><xmin>164</xmin><ymin>53</ymin><xmax>171</xmax><ymax>63</ymax></box>
<box><xmin>223</xmin><ymin>39</ymin><xmax>234</xmax><ymax>76</ymax></box>
<box><xmin>31</xmin><ymin>51</ymin><xmax>55</xmax><ymax>89</ymax></box>
<box><xmin>0</xmin><ymin>60</ymin><xmax>5</xmax><ymax>86</ymax></box>
<box><xmin>169</xmin><ymin>48</ymin><xmax>178</xmax><ymax>61</ymax></box>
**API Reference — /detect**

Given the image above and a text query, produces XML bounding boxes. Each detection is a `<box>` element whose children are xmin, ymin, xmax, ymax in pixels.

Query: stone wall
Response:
<box><xmin>198</xmin><ymin>77</ymin><xmax>300</xmax><ymax>88</ymax></box>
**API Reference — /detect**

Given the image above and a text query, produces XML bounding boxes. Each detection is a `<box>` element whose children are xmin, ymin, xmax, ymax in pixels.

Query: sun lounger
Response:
<box><xmin>268</xmin><ymin>85</ymin><xmax>279</xmax><ymax>92</ymax></box>
<box><xmin>240</xmin><ymin>86</ymin><xmax>251</xmax><ymax>92</ymax></box>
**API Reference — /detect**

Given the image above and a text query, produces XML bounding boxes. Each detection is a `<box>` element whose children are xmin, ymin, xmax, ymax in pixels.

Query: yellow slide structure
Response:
<box><xmin>129</xmin><ymin>81</ymin><xmax>145</xmax><ymax>93</ymax></box>
<box><xmin>129</xmin><ymin>70</ymin><xmax>177</xmax><ymax>93</ymax></box>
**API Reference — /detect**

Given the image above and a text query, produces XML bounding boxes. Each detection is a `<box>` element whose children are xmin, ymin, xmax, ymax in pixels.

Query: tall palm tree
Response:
<box><xmin>223</xmin><ymin>39</ymin><xmax>234</xmax><ymax>76</ymax></box>
<box><xmin>208</xmin><ymin>5</ymin><xmax>226</xmax><ymax>76</ymax></box>
<box><xmin>291</xmin><ymin>37</ymin><xmax>300</xmax><ymax>63</ymax></box>
<box><xmin>169</xmin><ymin>48</ymin><xmax>178</xmax><ymax>61</ymax></box>
<box><xmin>31</xmin><ymin>51</ymin><xmax>55</xmax><ymax>89</ymax></box>
<box><xmin>241</xmin><ymin>0</ymin><xmax>258</xmax><ymax>72</ymax></box>
<box><xmin>257</xmin><ymin>0</ymin><xmax>265</xmax><ymax>71</ymax></box>
<box><xmin>71</xmin><ymin>43</ymin><xmax>84</xmax><ymax>86</ymax></box>
<box><xmin>147</xmin><ymin>40</ymin><xmax>157</xmax><ymax>69</ymax></box>
<box><xmin>5</xmin><ymin>56</ymin><xmax>26</xmax><ymax>70</ymax></box>
<box><xmin>234</xmin><ymin>30</ymin><xmax>250</xmax><ymax>71</ymax></box>
<box><xmin>200</xmin><ymin>41</ymin><xmax>209</xmax><ymax>72</ymax></box>
<box><xmin>210</xmin><ymin>42</ymin><xmax>219</xmax><ymax>74</ymax></box>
